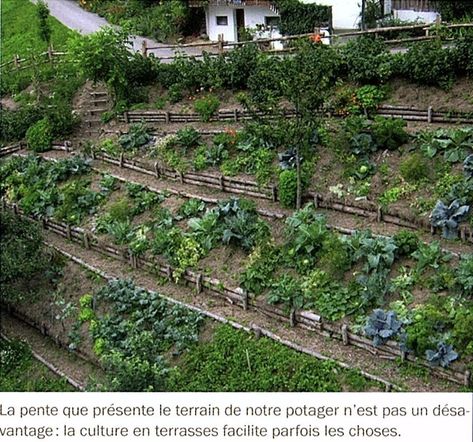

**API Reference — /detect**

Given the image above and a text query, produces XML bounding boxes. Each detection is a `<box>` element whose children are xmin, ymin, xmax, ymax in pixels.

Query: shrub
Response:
<box><xmin>399</xmin><ymin>40</ymin><xmax>457</xmax><ymax>89</ymax></box>
<box><xmin>341</xmin><ymin>36</ymin><xmax>393</xmax><ymax>84</ymax></box>
<box><xmin>400</xmin><ymin>153</ymin><xmax>430</xmax><ymax>183</ymax></box>
<box><xmin>278</xmin><ymin>169</ymin><xmax>297</xmax><ymax>208</ymax></box>
<box><xmin>393</xmin><ymin>230</ymin><xmax>420</xmax><ymax>257</ymax></box>
<box><xmin>26</xmin><ymin>118</ymin><xmax>53</xmax><ymax>152</ymax></box>
<box><xmin>194</xmin><ymin>95</ymin><xmax>220</xmax><ymax>122</ymax></box>
<box><xmin>454</xmin><ymin>35</ymin><xmax>473</xmax><ymax>75</ymax></box>
<box><xmin>371</xmin><ymin>117</ymin><xmax>408</xmax><ymax>151</ymax></box>
<box><xmin>0</xmin><ymin>106</ymin><xmax>42</xmax><ymax>142</ymax></box>
<box><xmin>276</xmin><ymin>0</ymin><xmax>331</xmax><ymax>35</ymax></box>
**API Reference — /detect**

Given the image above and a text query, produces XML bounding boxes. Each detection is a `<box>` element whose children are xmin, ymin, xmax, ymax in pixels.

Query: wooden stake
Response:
<box><xmin>119</xmin><ymin>152</ymin><xmax>124</xmax><ymax>168</ymax></box>
<box><xmin>66</xmin><ymin>224</ymin><xmax>72</xmax><ymax>240</ymax></box>
<box><xmin>219</xmin><ymin>175</ymin><xmax>225</xmax><ymax>191</ymax></box>
<box><xmin>154</xmin><ymin>161</ymin><xmax>160</xmax><ymax>178</ymax></box>
<box><xmin>83</xmin><ymin>232</ymin><xmax>90</xmax><ymax>249</ymax></box>
<box><xmin>242</xmin><ymin>289</ymin><xmax>249</xmax><ymax>311</ymax></box>
<box><xmin>376</xmin><ymin>205</ymin><xmax>383</xmax><ymax>223</ymax></box>
<box><xmin>141</xmin><ymin>40</ymin><xmax>148</xmax><ymax>57</ymax></box>
<box><xmin>341</xmin><ymin>324</ymin><xmax>349</xmax><ymax>345</ymax></box>
<box><xmin>427</xmin><ymin>106</ymin><xmax>433</xmax><ymax>123</ymax></box>
<box><xmin>290</xmin><ymin>308</ymin><xmax>296</xmax><ymax>327</ymax></box>
<box><xmin>271</xmin><ymin>185</ymin><xmax>277</xmax><ymax>202</ymax></box>
<box><xmin>464</xmin><ymin>370</ymin><xmax>471</xmax><ymax>387</ymax></box>
<box><xmin>196</xmin><ymin>273</ymin><xmax>203</xmax><ymax>294</ymax></box>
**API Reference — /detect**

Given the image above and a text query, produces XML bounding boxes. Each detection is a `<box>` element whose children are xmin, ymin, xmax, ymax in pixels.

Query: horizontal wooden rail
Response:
<box><xmin>2</xmin><ymin>201</ymin><xmax>470</xmax><ymax>388</ymax></box>
<box><xmin>119</xmin><ymin>105</ymin><xmax>473</xmax><ymax>125</ymax></box>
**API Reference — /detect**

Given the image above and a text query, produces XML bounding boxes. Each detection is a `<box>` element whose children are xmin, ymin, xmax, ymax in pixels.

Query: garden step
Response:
<box><xmin>88</xmin><ymin>108</ymin><xmax>108</xmax><ymax>115</ymax></box>
<box><xmin>91</xmin><ymin>99</ymin><xmax>108</xmax><ymax>106</ymax></box>
<box><xmin>89</xmin><ymin>91</ymin><xmax>107</xmax><ymax>97</ymax></box>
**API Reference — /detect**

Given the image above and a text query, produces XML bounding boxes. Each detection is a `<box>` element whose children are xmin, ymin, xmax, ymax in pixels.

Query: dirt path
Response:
<box><xmin>42</xmin><ymin>229</ymin><xmax>461</xmax><ymax>392</ymax></box>
<box><xmin>0</xmin><ymin>311</ymin><xmax>105</xmax><ymax>388</ymax></box>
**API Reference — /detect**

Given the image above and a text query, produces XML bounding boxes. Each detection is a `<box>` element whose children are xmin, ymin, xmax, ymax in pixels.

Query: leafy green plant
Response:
<box><xmin>26</xmin><ymin>118</ymin><xmax>53</xmax><ymax>152</ymax></box>
<box><xmin>364</xmin><ymin>309</ymin><xmax>404</xmax><ymax>347</ymax></box>
<box><xmin>278</xmin><ymin>169</ymin><xmax>297</xmax><ymax>208</ymax></box>
<box><xmin>351</xmin><ymin>234</ymin><xmax>397</xmax><ymax>273</ymax></box>
<box><xmin>371</xmin><ymin>117</ymin><xmax>409</xmax><ymax>151</ymax></box>
<box><xmin>194</xmin><ymin>95</ymin><xmax>220</xmax><ymax>122</ymax></box>
<box><xmin>393</xmin><ymin>230</ymin><xmax>420</xmax><ymax>257</ymax></box>
<box><xmin>119</xmin><ymin>123</ymin><xmax>152</xmax><ymax>151</ymax></box>
<box><xmin>418</xmin><ymin>127</ymin><xmax>473</xmax><ymax>163</ymax></box>
<box><xmin>399</xmin><ymin>153</ymin><xmax>429</xmax><ymax>183</ymax></box>
<box><xmin>176</xmin><ymin>198</ymin><xmax>206</xmax><ymax>220</ymax></box>
<box><xmin>267</xmin><ymin>275</ymin><xmax>303</xmax><ymax>311</ymax></box>
<box><xmin>430</xmin><ymin>199</ymin><xmax>470</xmax><ymax>240</ymax></box>
<box><xmin>174</xmin><ymin>127</ymin><xmax>201</xmax><ymax>153</ymax></box>
<box><xmin>412</xmin><ymin>241</ymin><xmax>452</xmax><ymax>273</ymax></box>
<box><xmin>455</xmin><ymin>254</ymin><xmax>473</xmax><ymax>298</ymax></box>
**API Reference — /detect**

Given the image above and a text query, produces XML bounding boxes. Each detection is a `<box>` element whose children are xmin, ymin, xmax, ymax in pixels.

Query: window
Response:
<box><xmin>216</xmin><ymin>16</ymin><xmax>228</xmax><ymax>26</ymax></box>
<box><xmin>264</xmin><ymin>16</ymin><xmax>280</xmax><ymax>28</ymax></box>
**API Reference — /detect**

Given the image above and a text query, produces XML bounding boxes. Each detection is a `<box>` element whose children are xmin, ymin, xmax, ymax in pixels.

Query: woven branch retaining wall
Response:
<box><xmin>2</xmin><ymin>201</ymin><xmax>470</xmax><ymax>387</ymax></box>
<box><xmin>94</xmin><ymin>151</ymin><xmax>473</xmax><ymax>245</ymax></box>
<box><xmin>119</xmin><ymin>105</ymin><xmax>473</xmax><ymax>125</ymax></box>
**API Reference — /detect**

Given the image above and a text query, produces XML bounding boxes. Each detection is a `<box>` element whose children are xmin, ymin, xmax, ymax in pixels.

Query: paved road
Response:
<box><xmin>30</xmin><ymin>0</ymin><xmax>207</xmax><ymax>58</ymax></box>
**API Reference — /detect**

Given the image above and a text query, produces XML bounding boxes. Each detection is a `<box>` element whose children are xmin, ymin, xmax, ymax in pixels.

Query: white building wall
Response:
<box><xmin>244</xmin><ymin>6</ymin><xmax>279</xmax><ymax>29</ymax></box>
<box><xmin>393</xmin><ymin>10</ymin><xmax>439</xmax><ymax>23</ymax></box>
<box><xmin>207</xmin><ymin>5</ymin><xmax>237</xmax><ymax>42</ymax></box>
<box><xmin>302</xmin><ymin>0</ymin><xmax>361</xmax><ymax>30</ymax></box>
<box><xmin>207</xmin><ymin>4</ymin><xmax>280</xmax><ymax>42</ymax></box>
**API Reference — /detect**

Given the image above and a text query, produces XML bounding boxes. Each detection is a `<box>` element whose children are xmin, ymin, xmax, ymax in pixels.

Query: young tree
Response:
<box><xmin>37</xmin><ymin>0</ymin><xmax>52</xmax><ymax>45</ymax></box>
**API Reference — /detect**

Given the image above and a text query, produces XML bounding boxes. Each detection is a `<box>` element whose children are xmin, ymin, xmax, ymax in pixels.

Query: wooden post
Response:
<box><xmin>178</xmin><ymin>171</ymin><xmax>184</xmax><ymax>184</ymax></box>
<box><xmin>233</xmin><ymin>108</ymin><xmax>238</xmax><ymax>122</ymax></box>
<box><xmin>196</xmin><ymin>273</ymin><xmax>203</xmax><ymax>294</ymax></box>
<box><xmin>119</xmin><ymin>152</ymin><xmax>124</xmax><ymax>168</ymax></box>
<box><xmin>124</xmin><ymin>111</ymin><xmax>129</xmax><ymax>124</ymax></box>
<box><xmin>141</xmin><ymin>40</ymin><xmax>148</xmax><ymax>57</ymax></box>
<box><xmin>464</xmin><ymin>370</ymin><xmax>471</xmax><ymax>387</ymax></box>
<box><xmin>430</xmin><ymin>224</ymin><xmax>436</xmax><ymax>236</ymax></box>
<box><xmin>13</xmin><ymin>203</ymin><xmax>18</xmax><ymax>215</ymax></box>
<box><xmin>252</xmin><ymin>325</ymin><xmax>262</xmax><ymax>340</ymax></box>
<box><xmin>427</xmin><ymin>106</ymin><xmax>433</xmax><ymax>123</ymax></box>
<box><xmin>83</xmin><ymin>232</ymin><xmax>90</xmax><ymax>249</ymax></box>
<box><xmin>401</xmin><ymin>350</ymin><xmax>407</xmax><ymax>362</ymax></box>
<box><xmin>66</xmin><ymin>224</ymin><xmax>72</xmax><ymax>240</ymax></box>
<box><xmin>341</xmin><ymin>324</ymin><xmax>349</xmax><ymax>345</ymax></box>
<box><xmin>165</xmin><ymin>111</ymin><xmax>170</xmax><ymax>124</ymax></box>
<box><xmin>271</xmin><ymin>185</ymin><xmax>277</xmax><ymax>202</ymax></box>
<box><xmin>376</xmin><ymin>205</ymin><xmax>383</xmax><ymax>223</ymax></box>
<box><xmin>219</xmin><ymin>175</ymin><xmax>225</xmax><ymax>191</ymax></box>
<box><xmin>460</xmin><ymin>226</ymin><xmax>466</xmax><ymax>241</ymax></box>
<box><xmin>154</xmin><ymin>161</ymin><xmax>160</xmax><ymax>178</ymax></box>
<box><xmin>289</xmin><ymin>308</ymin><xmax>296</xmax><ymax>327</ymax></box>
<box><xmin>384</xmin><ymin>383</ymin><xmax>392</xmax><ymax>392</ymax></box>
<box><xmin>42</xmin><ymin>217</ymin><xmax>47</xmax><ymax>230</ymax></box>
<box><xmin>13</xmin><ymin>54</ymin><xmax>19</xmax><ymax>69</ymax></box>
<box><xmin>217</xmin><ymin>34</ymin><xmax>224</xmax><ymax>54</ymax></box>
<box><xmin>165</xmin><ymin>265</ymin><xmax>172</xmax><ymax>281</ymax></box>
<box><xmin>47</xmin><ymin>44</ymin><xmax>53</xmax><ymax>64</ymax></box>
<box><xmin>313</xmin><ymin>193</ymin><xmax>319</xmax><ymax>208</ymax></box>
<box><xmin>242</xmin><ymin>289</ymin><xmax>249</xmax><ymax>311</ymax></box>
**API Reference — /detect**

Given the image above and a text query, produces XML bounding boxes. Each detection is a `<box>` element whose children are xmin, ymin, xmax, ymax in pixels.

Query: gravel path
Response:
<box><xmin>30</xmin><ymin>0</ymin><xmax>210</xmax><ymax>58</ymax></box>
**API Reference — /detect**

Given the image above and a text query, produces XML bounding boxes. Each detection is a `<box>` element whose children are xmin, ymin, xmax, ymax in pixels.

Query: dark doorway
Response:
<box><xmin>236</xmin><ymin>9</ymin><xmax>245</xmax><ymax>41</ymax></box>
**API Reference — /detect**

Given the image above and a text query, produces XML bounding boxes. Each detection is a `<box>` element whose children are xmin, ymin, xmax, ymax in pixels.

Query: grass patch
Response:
<box><xmin>168</xmin><ymin>325</ymin><xmax>380</xmax><ymax>392</ymax></box>
<box><xmin>1</xmin><ymin>0</ymin><xmax>73</xmax><ymax>62</ymax></box>
<box><xmin>0</xmin><ymin>338</ymin><xmax>73</xmax><ymax>391</ymax></box>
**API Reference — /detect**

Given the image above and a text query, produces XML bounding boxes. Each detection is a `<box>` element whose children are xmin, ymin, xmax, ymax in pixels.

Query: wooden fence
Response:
<box><xmin>2</xmin><ymin>200</ymin><xmax>470</xmax><ymax>388</ymax></box>
<box><xmin>119</xmin><ymin>105</ymin><xmax>473</xmax><ymax>125</ymax></box>
<box><xmin>93</xmin><ymin>150</ymin><xmax>473</xmax><ymax>245</ymax></box>
<box><xmin>3</xmin><ymin>22</ymin><xmax>472</xmax><ymax>74</ymax></box>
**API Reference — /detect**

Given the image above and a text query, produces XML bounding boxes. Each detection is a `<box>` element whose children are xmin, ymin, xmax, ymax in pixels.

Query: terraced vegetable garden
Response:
<box><xmin>2</xmin><ymin>2</ymin><xmax>473</xmax><ymax>392</ymax></box>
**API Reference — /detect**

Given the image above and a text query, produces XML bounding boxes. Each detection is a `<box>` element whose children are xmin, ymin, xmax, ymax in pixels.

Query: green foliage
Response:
<box><xmin>194</xmin><ymin>95</ymin><xmax>220</xmax><ymax>122</ymax></box>
<box><xmin>456</xmin><ymin>254</ymin><xmax>473</xmax><ymax>298</ymax></box>
<box><xmin>168</xmin><ymin>325</ymin><xmax>374</xmax><ymax>392</ymax></box>
<box><xmin>0</xmin><ymin>339</ymin><xmax>71</xmax><ymax>392</ymax></box>
<box><xmin>36</xmin><ymin>0</ymin><xmax>51</xmax><ymax>44</ymax></box>
<box><xmin>0</xmin><ymin>210</ymin><xmax>48</xmax><ymax>302</ymax></box>
<box><xmin>301</xmin><ymin>270</ymin><xmax>361</xmax><ymax>320</ymax></box>
<box><xmin>267</xmin><ymin>275</ymin><xmax>303</xmax><ymax>311</ymax></box>
<box><xmin>393</xmin><ymin>230</ymin><xmax>420</xmax><ymax>257</ymax></box>
<box><xmin>275</xmin><ymin>0</ymin><xmax>331</xmax><ymax>36</ymax></box>
<box><xmin>278</xmin><ymin>169</ymin><xmax>297</xmax><ymax>208</ymax></box>
<box><xmin>399</xmin><ymin>40</ymin><xmax>457</xmax><ymax>89</ymax></box>
<box><xmin>68</xmin><ymin>27</ymin><xmax>131</xmax><ymax>102</ymax></box>
<box><xmin>412</xmin><ymin>241</ymin><xmax>452</xmax><ymax>274</ymax></box>
<box><xmin>175</xmin><ymin>127</ymin><xmax>201</xmax><ymax>153</ymax></box>
<box><xmin>0</xmin><ymin>106</ymin><xmax>43</xmax><ymax>143</ymax></box>
<box><xmin>400</xmin><ymin>153</ymin><xmax>430</xmax><ymax>183</ymax></box>
<box><xmin>118</xmin><ymin>123</ymin><xmax>151</xmax><ymax>151</ymax></box>
<box><xmin>371</xmin><ymin>117</ymin><xmax>409</xmax><ymax>151</ymax></box>
<box><xmin>90</xmin><ymin>279</ymin><xmax>203</xmax><ymax>391</ymax></box>
<box><xmin>26</xmin><ymin>118</ymin><xmax>53</xmax><ymax>152</ymax></box>
<box><xmin>176</xmin><ymin>198</ymin><xmax>206</xmax><ymax>220</ymax></box>
<box><xmin>341</xmin><ymin>37</ymin><xmax>392</xmax><ymax>84</ymax></box>
<box><xmin>351</xmin><ymin>232</ymin><xmax>397</xmax><ymax>273</ymax></box>
<box><xmin>240</xmin><ymin>242</ymin><xmax>280</xmax><ymax>296</ymax></box>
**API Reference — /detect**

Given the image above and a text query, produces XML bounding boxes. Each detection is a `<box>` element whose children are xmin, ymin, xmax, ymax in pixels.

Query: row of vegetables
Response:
<box><xmin>1</xmin><ymin>154</ymin><xmax>471</xmax><ymax>372</ymax></box>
